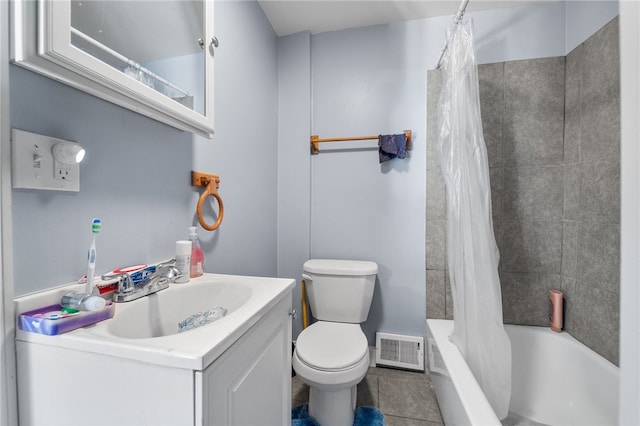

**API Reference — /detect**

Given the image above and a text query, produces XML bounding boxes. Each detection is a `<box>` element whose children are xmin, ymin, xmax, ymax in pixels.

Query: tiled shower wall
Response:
<box><xmin>426</xmin><ymin>17</ymin><xmax>620</xmax><ymax>365</ymax></box>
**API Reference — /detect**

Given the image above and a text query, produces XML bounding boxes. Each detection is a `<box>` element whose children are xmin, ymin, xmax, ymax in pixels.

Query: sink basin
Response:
<box><xmin>15</xmin><ymin>273</ymin><xmax>295</xmax><ymax>370</ymax></box>
<box><xmin>107</xmin><ymin>281</ymin><xmax>252</xmax><ymax>338</ymax></box>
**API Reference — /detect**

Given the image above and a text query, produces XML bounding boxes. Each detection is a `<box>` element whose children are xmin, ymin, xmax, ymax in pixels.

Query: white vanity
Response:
<box><xmin>15</xmin><ymin>274</ymin><xmax>294</xmax><ymax>425</ymax></box>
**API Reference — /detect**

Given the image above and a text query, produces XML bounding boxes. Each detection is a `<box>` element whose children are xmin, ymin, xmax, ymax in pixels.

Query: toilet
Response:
<box><xmin>292</xmin><ymin>259</ymin><xmax>378</xmax><ymax>426</ymax></box>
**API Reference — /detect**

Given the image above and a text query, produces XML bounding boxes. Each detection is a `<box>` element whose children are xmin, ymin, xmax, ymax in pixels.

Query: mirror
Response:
<box><xmin>70</xmin><ymin>1</ymin><xmax>204</xmax><ymax>114</ymax></box>
<box><xmin>12</xmin><ymin>0</ymin><xmax>215</xmax><ymax>137</ymax></box>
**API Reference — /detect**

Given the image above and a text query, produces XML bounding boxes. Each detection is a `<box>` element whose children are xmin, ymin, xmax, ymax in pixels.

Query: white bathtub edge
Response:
<box><xmin>426</xmin><ymin>319</ymin><xmax>502</xmax><ymax>426</ymax></box>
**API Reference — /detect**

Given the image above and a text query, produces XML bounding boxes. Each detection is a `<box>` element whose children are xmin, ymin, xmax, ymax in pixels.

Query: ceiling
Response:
<box><xmin>69</xmin><ymin>0</ymin><xmax>549</xmax><ymax>64</ymax></box>
<box><xmin>258</xmin><ymin>0</ymin><xmax>549</xmax><ymax>37</ymax></box>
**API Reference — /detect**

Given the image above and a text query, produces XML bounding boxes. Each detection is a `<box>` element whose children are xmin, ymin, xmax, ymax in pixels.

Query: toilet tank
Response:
<box><xmin>302</xmin><ymin>259</ymin><xmax>378</xmax><ymax>323</ymax></box>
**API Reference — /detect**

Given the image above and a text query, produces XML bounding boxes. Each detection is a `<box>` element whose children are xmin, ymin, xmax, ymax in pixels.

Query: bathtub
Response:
<box><xmin>426</xmin><ymin>319</ymin><xmax>620</xmax><ymax>426</ymax></box>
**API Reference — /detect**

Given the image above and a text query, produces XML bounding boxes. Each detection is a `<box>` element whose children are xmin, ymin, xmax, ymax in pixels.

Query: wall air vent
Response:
<box><xmin>375</xmin><ymin>332</ymin><xmax>424</xmax><ymax>371</ymax></box>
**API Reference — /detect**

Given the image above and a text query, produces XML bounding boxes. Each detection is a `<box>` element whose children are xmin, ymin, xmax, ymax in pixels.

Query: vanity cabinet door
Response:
<box><xmin>199</xmin><ymin>297</ymin><xmax>292</xmax><ymax>426</ymax></box>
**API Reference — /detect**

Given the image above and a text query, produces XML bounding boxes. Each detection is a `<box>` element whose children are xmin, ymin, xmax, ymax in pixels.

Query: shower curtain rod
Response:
<box><xmin>434</xmin><ymin>0</ymin><xmax>470</xmax><ymax>69</ymax></box>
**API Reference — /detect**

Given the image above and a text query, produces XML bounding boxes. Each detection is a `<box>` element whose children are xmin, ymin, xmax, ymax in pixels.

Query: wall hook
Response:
<box><xmin>191</xmin><ymin>171</ymin><xmax>224</xmax><ymax>231</ymax></box>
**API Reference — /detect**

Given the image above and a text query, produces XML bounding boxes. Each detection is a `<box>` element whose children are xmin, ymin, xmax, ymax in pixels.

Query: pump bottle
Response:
<box><xmin>189</xmin><ymin>226</ymin><xmax>205</xmax><ymax>278</ymax></box>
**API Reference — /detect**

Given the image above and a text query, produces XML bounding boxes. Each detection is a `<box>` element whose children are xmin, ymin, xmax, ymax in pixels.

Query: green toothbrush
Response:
<box><xmin>84</xmin><ymin>218</ymin><xmax>101</xmax><ymax>294</ymax></box>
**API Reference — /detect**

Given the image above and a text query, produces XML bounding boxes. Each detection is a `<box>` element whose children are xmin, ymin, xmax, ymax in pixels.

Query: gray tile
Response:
<box><xmin>563</xmin><ymin>164</ymin><xmax>580</xmax><ymax>220</ymax></box>
<box><xmin>378</xmin><ymin>374</ymin><xmax>442</xmax><ymax>423</ymax></box>
<box><xmin>490</xmin><ymin>167</ymin><xmax>503</xmax><ymax>219</ymax></box>
<box><xmin>426</xmin><ymin>138</ymin><xmax>442</xmax><ymax>176</ymax></box>
<box><xmin>368</xmin><ymin>366</ymin><xmax>430</xmax><ymax>380</ymax></box>
<box><xmin>582</xmin><ymin>17</ymin><xmax>620</xmax><ymax>103</ymax></box>
<box><xmin>579</xmin><ymin>156</ymin><xmax>620</xmax><ymax>224</ymax></box>
<box><xmin>292</xmin><ymin>370</ymin><xmax>443</xmax><ymax>425</ymax></box>
<box><xmin>356</xmin><ymin>374</ymin><xmax>379</xmax><ymax>408</ymax></box>
<box><xmin>571</xmin><ymin>284</ymin><xmax>619</xmax><ymax>366</ymax></box>
<box><xmin>501</xmin><ymin>220</ymin><xmax>563</xmax><ymax>273</ymax></box>
<box><xmin>503</xmin><ymin>166</ymin><xmax>563</xmax><ymax>221</ymax></box>
<box><xmin>581</xmin><ymin>18</ymin><xmax>620</xmax><ymax>162</ymax></box>
<box><xmin>291</xmin><ymin>374</ymin><xmax>309</xmax><ymax>407</ymax></box>
<box><xmin>426</xmin><ymin>170</ymin><xmax>446</xmax><ymax>221</ymax></box>
<box><xmin>501</xmin><ymin>273</ymin><xmax>561</xmax><ymax>326</ymax></box>
<box><xmin>580</xmin><ymin>92</ymin><xmax>620</xmax><ymax>162</ymax></box>
<box><xmin>426</xmin><ymin>270</ymin><xmax>446</xmax><ymax>319</ymax></box>
<box><xmin>445</xmin><ymin>269</ymin><xmax>453</xmax><ymax>320</ymax></box>
<box><xmin>386</xmin><ymin>415</ymin><xmax>443</xmax><ymax>426</ymax></box>
<box><xmin>564</xmin><ymin>45</ymin><xmax>583</xmax><ymax>164</ymax></box>
<box><xmin>503</xmin><ymin>57</ymin><xmax>565</xmax><ymax>167</ymax></box>
<box><xmin>478</xmin><ymin>62</ymin><xmax>504</xmax><ymax>168</ymax></box>
<box><xmin>427</xmin><ymin>70</ymin><xmax>443</xmax><ymax>171</ymax></box>
<box><xmin>426</xmin><ymin>220</ymin><xmax>446</xmax><ymax>270</ymax></box>
<box><xmin>561</xmin><ymin>220</ymin><xmax>579</xmax><ymax>278</ymax></box>
<box><xmin>564</xmin><ymin>106</ymin><xmax>581</xmax><ymax>165</ymax></box>
<box><xmin>426</xmin><ymin>138</ymin><xmax>441</xmax><ymax>174</ymax></box>
<box><xmin>561</xmin><ymin>276</ymin><xmax>577</xmax><ymax>334</ymax></box>
<box><xmin>493</xmin><ymin>217</ymin><xmax>503</xmax><ymax>269</ymax></box>
<box><xmin>577</xmin><ymin>222</ymin><xmax>620</xmax><ymax>294</ymax></box>
<box><xmin>565</xmin><ymin>44</ymin><xmax>583</xmax><ymax>111</ymax></box>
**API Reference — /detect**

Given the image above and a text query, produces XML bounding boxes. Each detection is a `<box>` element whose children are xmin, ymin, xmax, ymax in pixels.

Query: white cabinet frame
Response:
<box><xmin>11</xmin><ymin>0</ymin><xmax>215</xmax><ymax>138</ymax></box>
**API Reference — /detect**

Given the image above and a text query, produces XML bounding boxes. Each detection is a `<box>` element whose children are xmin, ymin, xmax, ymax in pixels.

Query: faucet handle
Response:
<box><xmin>155</xmin><ymin>260</ymin><xmax>182</xmax><ymax>283</ymax></box>
<box><xmin>102</xmin><ymin>272</ymin><xmax>134</xmax><ymax>293</ymax></box>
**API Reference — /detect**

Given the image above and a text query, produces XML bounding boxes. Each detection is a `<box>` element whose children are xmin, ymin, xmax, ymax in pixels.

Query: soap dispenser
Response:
<box><xmin>189</xmin><ymin>226</ymin><xmax>205</xmax><ymax>278</ymax></box>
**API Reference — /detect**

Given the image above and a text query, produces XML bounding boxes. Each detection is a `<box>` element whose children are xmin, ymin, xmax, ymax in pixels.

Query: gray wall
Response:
<box><xmin>277</xmin><ymin>0</ymin><xmax>573</xmax><ymax>343</ymax></box>
<box><xmin>10</xmin><ymin>1</ymin><xmax>279</xmax><ymax>296</ymax></box>
<box><xmin>426</xmin><ymin>17</ymin><xmax>620</xmax><ymax>365</ymax></box>
<box><xmin>562</xmin><ymin>18</ymin><xmax>620</xmax><ymax>364</ymax></box>
<box><xmin>7</xmin><ymin>0</ymin><xmax>620</xmax><ymax>351</ymax></box>
<box><xmin>276</xmin><ymin>31</ymin><xmax>312</xmax><ymax>340</ymax></box>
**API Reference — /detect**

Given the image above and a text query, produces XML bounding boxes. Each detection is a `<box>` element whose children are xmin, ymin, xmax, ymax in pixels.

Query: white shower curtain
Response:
<box><xmin>436</xmin><ymin>20</ymin><xmax>512</xmax><ymax>419</ymax></box>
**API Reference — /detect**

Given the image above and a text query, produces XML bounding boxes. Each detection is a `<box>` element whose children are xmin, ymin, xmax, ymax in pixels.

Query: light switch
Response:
<box><xmin>11</xmin><ymin>129</ymin><xmax>80</xmax><ymax>192</ymax></box>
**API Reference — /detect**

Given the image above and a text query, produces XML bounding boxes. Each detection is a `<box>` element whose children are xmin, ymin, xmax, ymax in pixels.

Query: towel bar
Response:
<box><xmin>310</xmin><ymin>130</ymin><xmax>411</xmax><ymax>155</ymax></box>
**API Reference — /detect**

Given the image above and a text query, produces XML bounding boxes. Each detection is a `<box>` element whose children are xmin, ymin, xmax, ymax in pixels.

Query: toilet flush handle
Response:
<box><xmin>301</xmin><ymin>273</ymin><xmax>312</xmax><ymax>281</ymax></box>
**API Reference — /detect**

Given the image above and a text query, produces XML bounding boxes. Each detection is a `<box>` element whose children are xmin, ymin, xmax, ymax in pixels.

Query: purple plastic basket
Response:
<box><xmin>19</xmin><ymin>302</ymin><xmax>115</xmax><ymax>336</ymax></box>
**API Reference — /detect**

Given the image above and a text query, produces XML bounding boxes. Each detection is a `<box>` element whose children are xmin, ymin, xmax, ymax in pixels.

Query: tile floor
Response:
<box><xmin>291</xmin><ymin>367</ymin><xmax>445</xmax><ymax>426</ymax></box>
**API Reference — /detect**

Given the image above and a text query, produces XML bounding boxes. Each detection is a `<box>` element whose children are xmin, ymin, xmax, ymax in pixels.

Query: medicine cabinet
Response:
<box><xmin>12</xmin><ymin>0</ymin><xmax>215</xmax><ymax>137</ymax></box>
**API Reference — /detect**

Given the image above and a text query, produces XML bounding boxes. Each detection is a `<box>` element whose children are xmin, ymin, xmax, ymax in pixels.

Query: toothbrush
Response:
<box><xmin>84</xmin><ymin>218</ymin><xmax>101</xmax><ymax>294</ymax></box>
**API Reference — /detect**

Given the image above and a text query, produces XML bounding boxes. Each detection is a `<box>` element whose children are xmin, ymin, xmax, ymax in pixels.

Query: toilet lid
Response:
<box><xmin>296</xmin><ymin>322</ymin><xmax>368</xmax><ymax>371</ymax></box>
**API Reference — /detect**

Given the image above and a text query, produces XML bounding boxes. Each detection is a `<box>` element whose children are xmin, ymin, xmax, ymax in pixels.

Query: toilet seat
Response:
<box><xmin>295</xmin><ymin>322</ymin><xmax>368</xmax><ymax>372</ymax></box>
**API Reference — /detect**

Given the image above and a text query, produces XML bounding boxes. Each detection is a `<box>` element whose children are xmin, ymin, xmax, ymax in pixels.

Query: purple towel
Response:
<box><xmin>378</xmin><ymin>133</ymin><xmax>407</xmax><ymax>163</ymax></box>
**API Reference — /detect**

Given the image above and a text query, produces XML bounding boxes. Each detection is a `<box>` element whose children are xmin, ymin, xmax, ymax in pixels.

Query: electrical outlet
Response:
<box><xmin>11</xmin><ymin>129</ymin><xmax>80</xmax><ymax>192</ymax></box>
<box><xmin>54</xmin><ymin>159</ymin><xmax>72</xmax><ymax>181</ymax></box>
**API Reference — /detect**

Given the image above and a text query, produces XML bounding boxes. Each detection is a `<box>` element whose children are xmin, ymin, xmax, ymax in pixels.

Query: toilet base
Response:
<box><xmin>308</xmin><ymin>385</ymin><xmax>357</xmax><ymax>426</ymax></box>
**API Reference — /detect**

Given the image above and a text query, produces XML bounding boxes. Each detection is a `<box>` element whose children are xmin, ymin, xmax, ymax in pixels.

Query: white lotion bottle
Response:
<box><xmin>175</xmin><ymin>240</ymin><xmax>192</xmax><ymax>283</ymax></box>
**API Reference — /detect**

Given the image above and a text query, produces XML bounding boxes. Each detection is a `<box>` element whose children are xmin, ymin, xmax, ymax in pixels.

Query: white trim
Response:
<box><xmin>12</xmin><ymin>0</ymin><xmax>215</xmax><ymax>138</ymax></box>
<box><xmin>619</xmin><ymin>2</ymin><xmax>640</xmax><ymax>424</ymax></box>
<box><xmin>1</xmin><ymin>0</ymin><xmax>18</xmax><ymax>423</ymax></box>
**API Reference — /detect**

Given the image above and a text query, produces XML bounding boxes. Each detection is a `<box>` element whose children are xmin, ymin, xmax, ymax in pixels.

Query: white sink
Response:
<box><xmin>15</xmin><ymin>273</ymin><xmax>295</xmax><ymax>370</ymax></box>
<box><xmin>107</xmin><ymin>281</ymin><xmax>252</xmax><ymax>338</ymax></box>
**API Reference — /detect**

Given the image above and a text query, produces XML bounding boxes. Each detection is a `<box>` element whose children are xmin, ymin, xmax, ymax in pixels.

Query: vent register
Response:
<box><xmin>375</xmin><ymin>332</ymin><xmax>424</xmax><ymax>371</ymax></box>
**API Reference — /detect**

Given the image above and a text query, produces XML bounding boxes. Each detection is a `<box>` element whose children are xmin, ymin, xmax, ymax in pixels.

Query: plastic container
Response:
<box><xmin>549</xmin><ymin>289</ymin><xmax>563</xmax><ymax>332</ymax></box>
<box><xmin>189</xmin><ymin>226</ymin><xmax>205</xmax><ymax>278</ymax></box>
<box><xmin>19</xmin><ymin>302</ymin><xmax>115</xmax><ymax>335</ymax></box>
<box><xmin>60</xmin><ymin>291</ymin><xmax>106</xmax><ymax>311</ymax></box>
<box><xmin>175</xmin><ymin>240</ymin><xmax>191</xmax><ymax>283</ymax></box>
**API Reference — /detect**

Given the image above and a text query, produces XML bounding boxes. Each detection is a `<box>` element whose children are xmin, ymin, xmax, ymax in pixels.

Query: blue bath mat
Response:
<box><xmin>292</xmin><ymin>404</ymin><xmax>385</xmax><ymax>426</ymax></box>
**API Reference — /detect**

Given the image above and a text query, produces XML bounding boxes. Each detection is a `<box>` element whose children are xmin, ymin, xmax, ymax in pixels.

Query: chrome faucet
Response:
<box><xmin>103</xmin><ymin>269</ymin><xmax>171</xmax><ymax>303</ymax></box>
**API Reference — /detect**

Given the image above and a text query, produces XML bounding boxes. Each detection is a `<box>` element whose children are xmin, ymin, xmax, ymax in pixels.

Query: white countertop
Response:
<box><xmin>15</xmin><ymin>273</ymin><xmax>295</xmax><ymax>370</ymax></box>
